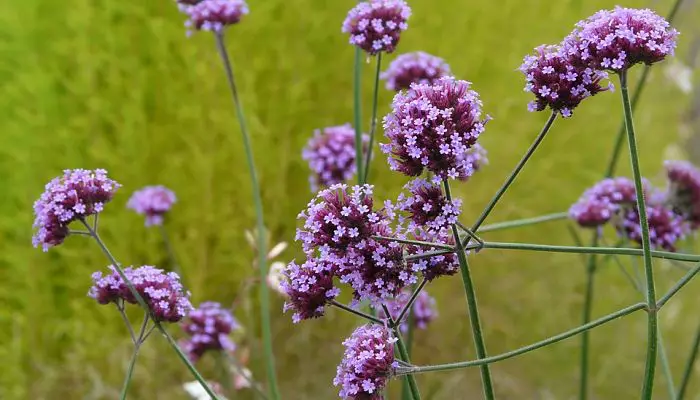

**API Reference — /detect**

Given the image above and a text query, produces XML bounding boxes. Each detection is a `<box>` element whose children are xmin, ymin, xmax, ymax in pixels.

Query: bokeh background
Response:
<box><xmin>1</xmin><ymin>0</ymin><xmax>700</xmax><ymax>398</ymax></box>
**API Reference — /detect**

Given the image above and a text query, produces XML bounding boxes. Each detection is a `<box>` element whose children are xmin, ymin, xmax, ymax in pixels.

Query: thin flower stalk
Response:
<box><xmin>373</xmin><ymin>235</ymin><xmax>454</xmax><ymax>250</ymax></box>
<box><xmin>478</xmin><ymin>211</ymin><xmax>568</xmax><ymax>233</ymax></box>
<box><xmin>159</xmin><ymin>224</ymin><xmax>182</xmax><ymax>277</ymax></box>
<box><xmin>363</xmin><ymin>53</ymin><xmax>382</xmax><ymax>183</ymax></box>
<box><xmin>213</xmin><ymin>32</ymin><xmax>280</xmax><ymax>399</ymax></box>
<box><xmin>678</xmin><ymin>320</ymin><xmax>700</xmax><ymax>399</ymax></box>
<box><xmin>330</xmin><ymin>300</ymin><xmax>383</xmax><ymax>324</ymax></box>
<box><xmin>383</xmin><ymin>307</ymin><xmax>421</xmax><ymax>400</ymax></box>
<box><xmin>354</xmin><ymin>46</ymin><xmax>364</xmax><ymax>184</ymax></box>
<box><xmin>120</xmin><ymin>314</ymin><xmax>151</xmax><ymax>400</ymax></box>
<box><xmin>579</xmin><ymin>232</ymin><xmax>599</xmax><ymax>400</ymax></box>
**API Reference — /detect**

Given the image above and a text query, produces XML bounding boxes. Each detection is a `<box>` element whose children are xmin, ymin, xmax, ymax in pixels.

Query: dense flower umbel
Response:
<box><xmin>562</xmin><ymin>7</ymin><xmax>678</xmax><ymax>72</ymax></box>
<box><xmin>382</xmin><ymin>77</ymin><xmax>490</xmax><ymax>181</ymax></box>
<box><xmin>32</xmin><ymin>169</ymin><xmax>120</xmax><ymax>251</ymax></box>
<box><xmin>334</xmin><ymin>324</ymin><xmax>397</xmax><ymax>399</ymax></box>
<box><xmin>89</xmin><ymin>265</ymin><xmax>192</xmax><ymax>323</ymax></box>
<box><xmin>616</xmin><ymin>204</ymin><xmax>688</xmax><ymax>251</ymax></box>
<box><xmin>569</xmin><ymin>177</ymin><xmax>647</xmax><ymax>227</ymax></box>
<box><xmin>127</xmin><ymin>185</ymin><xmax>177</xmax><ymax>227</ymax></box>
<box><xmin>397</xmin><ymin>178</ymin><xmax>462</xmax><ymax>232</ymax></box>
<box><xmin>520</xmin><ymin>45</ymin><xmax>609</xmax><ymax>117</ymax></box>
<box><xmin>381</xmin><ymin>52</ymin><xmax>452</xmax><ymax>92</ymax></box>
<box><xmin>664</xmin><ymin>160</ymin><xmax>700</xmax><ymax>227</ymax></box>
<box><xmin>342</xmin><ymin>0</ymin><xmax>411</xmax><ymax>55</ymax></box>
<box><xmin>185</xmin><ymin>0</ymin><xmax>249</xmax><ymax>33</ymax></box>
<box><xmin>407</xmin><ymin>228</ymin><xmax>459</xmax><ymax>281</ymax></box>
<box><xmin>181</xmin><ymin>302</ymin><xmax>239</xmax><ymax>362</ymax></box>
<box><xmin>303</xmin><ymin>124</ymin><xmax>369</xmax><ymax>192</ymax></box>
<box><xmin>281</xmin><ymin>258</ymin><xmax>340</xmax><ymax>323</ymax></box>
<box><xmin>376</xmin><ymin>289</ymin><xmax>437</xmax><ymax>332</ymax></box>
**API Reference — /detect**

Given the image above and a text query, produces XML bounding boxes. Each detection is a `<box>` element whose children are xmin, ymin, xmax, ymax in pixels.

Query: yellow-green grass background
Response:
<box><xmin>1</xmin><ymin>0</ymin><xmax>699</xmax><ymax>398</ymax></box>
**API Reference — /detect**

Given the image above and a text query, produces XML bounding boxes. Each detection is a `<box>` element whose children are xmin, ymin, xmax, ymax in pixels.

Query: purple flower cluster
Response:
<box><xmin>382</xmin><ymin>77</ymin><xmax>490</xmax><ymax>181</ymax></box>
<box><xmin>617</xmin><ymin>204</ymin><xmax>688</xmax><ymax>252</ymax></box>
<box><xmin>406</xmin><ymin>228</ymin><xmax>459</xmax><ymax>281</ymax></box>
<box><xmin>520</xmin><ymin>45</ymin><xmax>609</xmax><ymax>117</ymax></box>
<box><xmin>333</xmin><ymin>324</ymin><xmax>397</xmax><ymax>399</ymax></box>
<box><xmin>381</xmin><ymin>52</ymin><xmax>452</xmax><ymax>92</ymax></box>
<box><xmin>185</xmin><ymin>0</ymin><xmax>248</xmax><ymax>33</ymax></box>
<box><xmin>303</xmin><ymin>124</ymin><xmax>368</xmax><ymax>192</ymax></box>
<box><xmin>562</xmin><ymin>7</ymin><xmax>678</xmax><ymax>72</ymax></box>
<box><xmin>89</xmin><ymin>265</ymin><xmax>192</xmax><ymax>323</ymax></box>
<box><xmin>665</xmin><ymin>160</ymin><xmax>700</xmax><ymax>227</ymax></box>
<box><xmin>569</xmin><ymin>177</ymin><xmax>641</xmax><ymax>227</ymax></box>
<box><xmin>376</xmin><ymin>288</ymin><xmax>437</xmax><ymax>332</ymax></box>
<box><xmin>282</xmin><ymin>258</ymin><xmax>340</xmax><ymax>323</ymax></box>
<box><xmin>127</xmin><ymin>185</ymin><xmax>177</xmax><ymax>227</ymax></box>
<box><xmin>342</xmin><ymin>0</ymin><xmax>411</xmax><ymax>55</ymax></box>
<box><xmin>397</xmin><ymin>178</ymin><xmax>461</xmax><ymax>233</ymax></box>
<box><xmin>32</xmin><ymin>169</ymin><xmax>120</xmax><ymax>251</ymax></box>
<box><xmin>181</xmin><ymin>302</ymin><xmax>239</xmax><ymax>362</ymax></box>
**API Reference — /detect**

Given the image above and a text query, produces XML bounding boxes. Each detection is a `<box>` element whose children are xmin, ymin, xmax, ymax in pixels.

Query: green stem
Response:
<box><xmin>619</xmin><ymin>70</ymin><xmax>657</xmax><ymax>399</ymax></box>
<box><xmin>158</xmin><ymin>224</ymin><xmax>182</xmax><ymax>278</ymax></box>
<box><xmin>404</xmin><ymin>248</ymin><xmax>454</xmax><ymax>262</ymax></box>
<box><xmin>477</xmin><ymin>241</ymin><xmax>700</xmax><ymax>263</ymax></box>
<box><xmin>214</xmin><ymin>32</ymin><xmax>280</xmax><ymax>400</ymax></box>
<box><xmin>373</xmin><ymin>235</ymin><xmax>454</xmax><ymax>251</ymax></box>
<box><xmin>394</xmin><ymin>279</ymin><xmax>427</xmax><ymax>328</ymax></box>
<box><xmin>402</xmin><ymin>294</ymin><xmax>416</xmax><ymax>400</ymax></box>
<box><xmin>398</xmin><ymin>303</ymin><xmax>646</xmax><ymax>375</ymax></box>
<box><xmin>469</xmin><ymin>111</ymin><xmax>557</xmax><ymax>237</ymax></box>
<box><xmin>658</xmin><ymin>328</ymin><xmax>677</xmax><ymax>400</ymax></box>
<box><xmin>656</xmin><ymin>263</ymin><xmax>700</xmax><ymax>310</ymax></box>
<box><xmin>120</xmin><ymin>314</ymin><xmax>150</xmax><ymax>400</ymax></box>
<box><xmin>353</xmin><ymin>46</ymin><xmax>364</xmax><ymax>184</ymax></box>
<box><xmin>478</xmin><ymin>212</ymin><xmax>568</xmax><ymax>233</ymax></box>
<box><xmin>363</xmin><ymin>53</ymin><xmax>382</xmax><ymax>184</ymax></box>
<box><xmin>81</xmin><ymin>219</ymin><xmax>220</xmax><ymax>399</ymax></box>
<box><xmin>444</xmin><ymin>180</ymin><xmax>495</xmax><ymax>399</ymax></box>
<box><xmin>394</xmin><ymin>327</ymin><xmax>422</xmax><ymax>400</ymax></box>
<box><xmin>222</xmin><ymin>351</ymin><xmax>270</xmax><ymax>400</ymax></box>
<box><xmin>329</xmin><ymin>300</ymin><xmax>383</xmax><ymax>324</ymax></box>
<box><xmin>678</xmin><ymin>320</ymin><xmax>700</xmax><ymax>400</ymax></box>
<box><xmin>579</xmin><ymin>232</ymin><xmax>599</xmax><ymax>400</ymax></box>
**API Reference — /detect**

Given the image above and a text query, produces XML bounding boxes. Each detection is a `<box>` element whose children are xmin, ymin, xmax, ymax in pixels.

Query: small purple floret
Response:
<box><xmin>127</xmin><ymin>185</ymin><xmax>177</xmax><ymax>227</ymax></box>
<box><xmin>397</xmin><ymin>178</ymin><xmax>461</xmax><ymax>233</ymax></box>
<box><xmin>616</xmin><ymin>204</ymin><xmax>688</xmax><ymax>252</ymax></box>
<box><xmin>376</xmin><ymin>288</ymin><xmax>437</xmax><ymax>332</ymax></box>
<box><xmin>342</xmin><ymin>0</ymin><xmax>411</xmax><ymax>55</ymax></box>
<box><xmin>281</xmin><ymin>258</ymin><xmax>339</xmax><ymax>323</ymax></box>
<box><xmin>569</xmin><ymin>177</ymin><xmax>645</xmax><ymax>227</ymax></box>
<box><xmin>381</xmin><ymin>52</ymin><xmax>451</xmax><ymax>92</ymax></box>
<box><xmin>181</xmin><ymin>302</ymin><xmax>239</xmax><ymax>362</ymax></box>
<box><xmin>303</xmin><ymin>124</ymin><xmax>368</xmax><ymax>192</ymax></box>
<box><xmin>333</xmin><ymin>324</ymin><xmax>397</xmax><ymax>399</ymax></box>
<box><xmin>185</xmin><ymin>0</ymin><xmax>248</xmax><ymax>33</ymax></box>
<box><xmin>664</xmin><ymin>160</ymin><xmax>700</xmax><ymax>228</ymax></box>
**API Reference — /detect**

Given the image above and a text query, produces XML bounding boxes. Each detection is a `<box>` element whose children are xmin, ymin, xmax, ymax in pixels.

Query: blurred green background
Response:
<box><xmin>1</xmin><ymin>0</ymin><xmax>699</xmax><ymax>398</ymax></box>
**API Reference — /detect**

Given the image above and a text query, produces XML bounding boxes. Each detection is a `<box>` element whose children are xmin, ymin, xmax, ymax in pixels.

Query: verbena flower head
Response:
<box><xmin>303</xmin><ymin>124</ymin><xmax>368</xmax><ymax>192</ymax></box>
<box><xmin>562</xmin><ymin>7</ymin><xmax>678</xmax><ymax>72</ymax></box>
<box><xmin>186</xmin><ymin>0</ymin><xmax>248</xmax><ymax>33</ymax></box>
<box><xmin>382</xmin><ymin>77</ymin><xmax>490</xmax><ymax>181</ymax></box>
<box><xmin>616</xmin><ymin>204</ymin><xmax>688</xmax><ymax>252</ymax></box>
<box><xmin>381</xmin><ymin>52</ymin><xmax>452</xmax><ymax>92</ymax></box>
<box><xmin>376</xmin><ymin>289</ymin><xmax>437</xmax><ymax>332</ymax></box>
<box><xmin>334</xmin><ymin>324</ymin><xmax>397</xmax><ymax>399</ymax></box>
<box><xmin>127</xmin><ymin>185</ymin><xmax>177</xmax><ymax>227</ymax></box>
<box><xmin>342</xmin><ymin>0</ymin><xmax>411</xmax><ymax>56</ymax></box>
<box><xmin>296</xmin><ymin>184</ymin><xmax>389</xmax><ymax>254</ymax></box>
<box><xmin>569</xmin><ymin>177</ymin><xmax>646</xmax><ymax>227</ymax></box>
<box><xmin>89</xmin><ymin>265</ymin><xmax>192</xmax><ymax>322</ymax></box>
<box><xmin>32</xmin><ymin>169</ymin><xmax>120</xmax><ymax>251</ymax></box>
<box><xmin>397</xmin><ymin>178</ymin><xmax>462</xmax><ymax>232</ymax></box>
<box><xmin>664</xmin><ymin>160</ymin><xmax>700</xmax><ymax>227</ymax></box>
<box><xmin>281</xmin><ymin>258</ymin><xmax>340</xmax><ymax>323</ymax></box>
<box><xmin>181</xmin><ymin>302</ymin><xmax>238</xmax><ymax>362</ymax></box>
<box><xmin>520</xmin><ymin>45</ymin><xmax>609</xmax><ymax>117</ymax></box>
<box><xmin>407</xmin><ymin>228</ymin><xmax>459</xmax><ymax>281</ymax></box>
<box><xmin>463</xmin><ymin>143</ymin><xmax>489</xmax><ymax>177</ymax></box>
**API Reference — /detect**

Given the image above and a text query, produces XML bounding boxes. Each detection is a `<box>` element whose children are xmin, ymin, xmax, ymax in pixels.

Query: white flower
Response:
<box><xmin>267</xmin><ymin>261</ymin><xmax>287</xmax><ymax>296</ymax></box>
<box><xmin>182</xmin><ymin>381</ymin><xmax>227</xmax><ymax>400</ymax></box>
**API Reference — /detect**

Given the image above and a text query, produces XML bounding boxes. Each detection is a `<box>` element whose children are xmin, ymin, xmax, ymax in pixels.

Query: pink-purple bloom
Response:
<box><xmin>382</xmin><ymin>77</ymin><xmax>490</xmax><ymax>181</ymax></box>
<box><xmin>181</xmin><ymin>302</ymin><xmax>239</xmax><ymax>362</ymax></box>
<box><xmin>569</xmin><ymin>177</ymin><xmax>645</xmax><ymax>227</ymax></box>
<box><xmin>32</xmin><ymin>169</ymin><xmax>120</xmax><ymax>251</ymax></box>
<box><xmin>376</xmin><ymin>289</ymin><xmax>437</xmax><ymax>332</ymax></box>
<box><xmin>381</xmin><ymin>52</ymin><xmax>452</xmax><ymax>92</ymax></box>
<box><xmin>520</xmin><ymin>45</ymin><xmax>609</xmax><ymax>117</ymax></box>
<box><xmin>562</xmin><ymin>7</ymin><xmax>678</xmax><ymax>72</ymax></box>
<box><xmin>664</xmin><ymin>160</ymin><xmax>700</xmax><ymax>227</ymax></box>
<box><xmin>89</xmin><ymin>265</ymin><xmax>192</xmax><ymax>323</ymax></box>
<box><xmin>303</xmin><ymin>124</ymin><xmax>368</xmax><ymax>192</ymax></box>
<box><xmin>127</xmin><ymin>185</ymin><xmax>177</xmax><ymax>227</ymax></box>
<box><xmin>281</xmin><ymin>258</ymin><xmax>340</xmax><ymax>323</ymax></box>
<box><xmin>333</xmin><ymin>324</ymin><xmax>397</xmax><ymax>399</ymax></box>
<box><xmin>397</xmin><ymin>178</ymin><xmax>462</xmax><ymax>233</ymax></box>
<box><xmin>616</xmin><ymin>204</ymin><xmax>688</xmax><ymax>252</ymax></box>
<box><xmin>406</xmin><ymin>228</ymin><xmax>459</xmax><ymax>281</ymax></box>
<box><xmin>342</xmin><ymin>0</ymin><xmax>411</xmax><ymax>55</ymax></box>
<box><xmin>185</xmin><ymin>0</ymin><xmax>248</xmax><ymax>33</ymax></box>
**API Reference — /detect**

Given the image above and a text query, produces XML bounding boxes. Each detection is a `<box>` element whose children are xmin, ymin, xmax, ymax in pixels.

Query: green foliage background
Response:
<box><xmin>0</xmin><ymin>0</ymin><xmax>698</xmax><ymax>398</ymax></box>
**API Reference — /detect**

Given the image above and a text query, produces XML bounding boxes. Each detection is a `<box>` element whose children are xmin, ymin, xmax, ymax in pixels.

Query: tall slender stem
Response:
<box><xmin>619</xmin><ymin>70</ymin><xmax>657</xmax><ymax>399</ymax></box>
<box><xmin>81</xmin><ymin>220</ymin><xmax>220</xmax><ymax>399</ymax></box>
<box><xmin>395</xmin><ymin>279</ymin><xmax>427</xmax><ymax>327</ymax></box>
<box><xmin>353</xmin><ymin>46</ymin><xmax>365</xmax><ymax>184</ymax></box>
<box><xmin>214</xmin><ymin>32</ymin><xmax>280</xmax><ymax>400</ymax></box>
<box><xmin>120</xmin><ymin>314</ymin><xmax>149</xmax><ymax>400</ymax></box>
<box><xmin>444</xmin><ymin>179</ymin><xmax>495</xmax><ymax>399</ymax></box>
<box><xmin>402</xmin><ymin>294</ymin><xmax>416</xmax><ymax>400</ymax></box>
<box><xmin>478</xmin><ymin>212</ymin><xmax>568</xmax><ymax>233</ymax></box>
<box><xmin>398</xmin><ymin>303</ymin><xmax>646</xmax><ymax>375</ymax></box>
<box><xmin>394</xmin><ymin>327</ymin><xmax>422</xmax><ymax>400</ymax></box>
<box><xmin>469</xmin><ymin>111</ymin><xmax>557</xmax><ymax>237</ymax></box>
<box><xmin>363</xmin><ymin>53</ymin><xmax>382</xmax><ymax>183</ymax></box>
<box><xmin>658</xmin><ymin>328</ymin><xmax>677</xmax><ymax>400</ymax></box>
<box><xmin>678</xmin><ymin>320</ymin><xmax>700</xmax><ymax>399</ymax></box>
<box><xmin>329</xmin><ymin>300</ymin><xmax>383</xmax><ymax>324</ymax></box>
<box><xmin>579</xmin><ymin>232</ymin><xmax>599</xmax><ymax>400</ymax></box>
<box><xmin>159</xmin><ymin>224</ymin><xmax>182</xmax><ymax>277</ymax></box>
